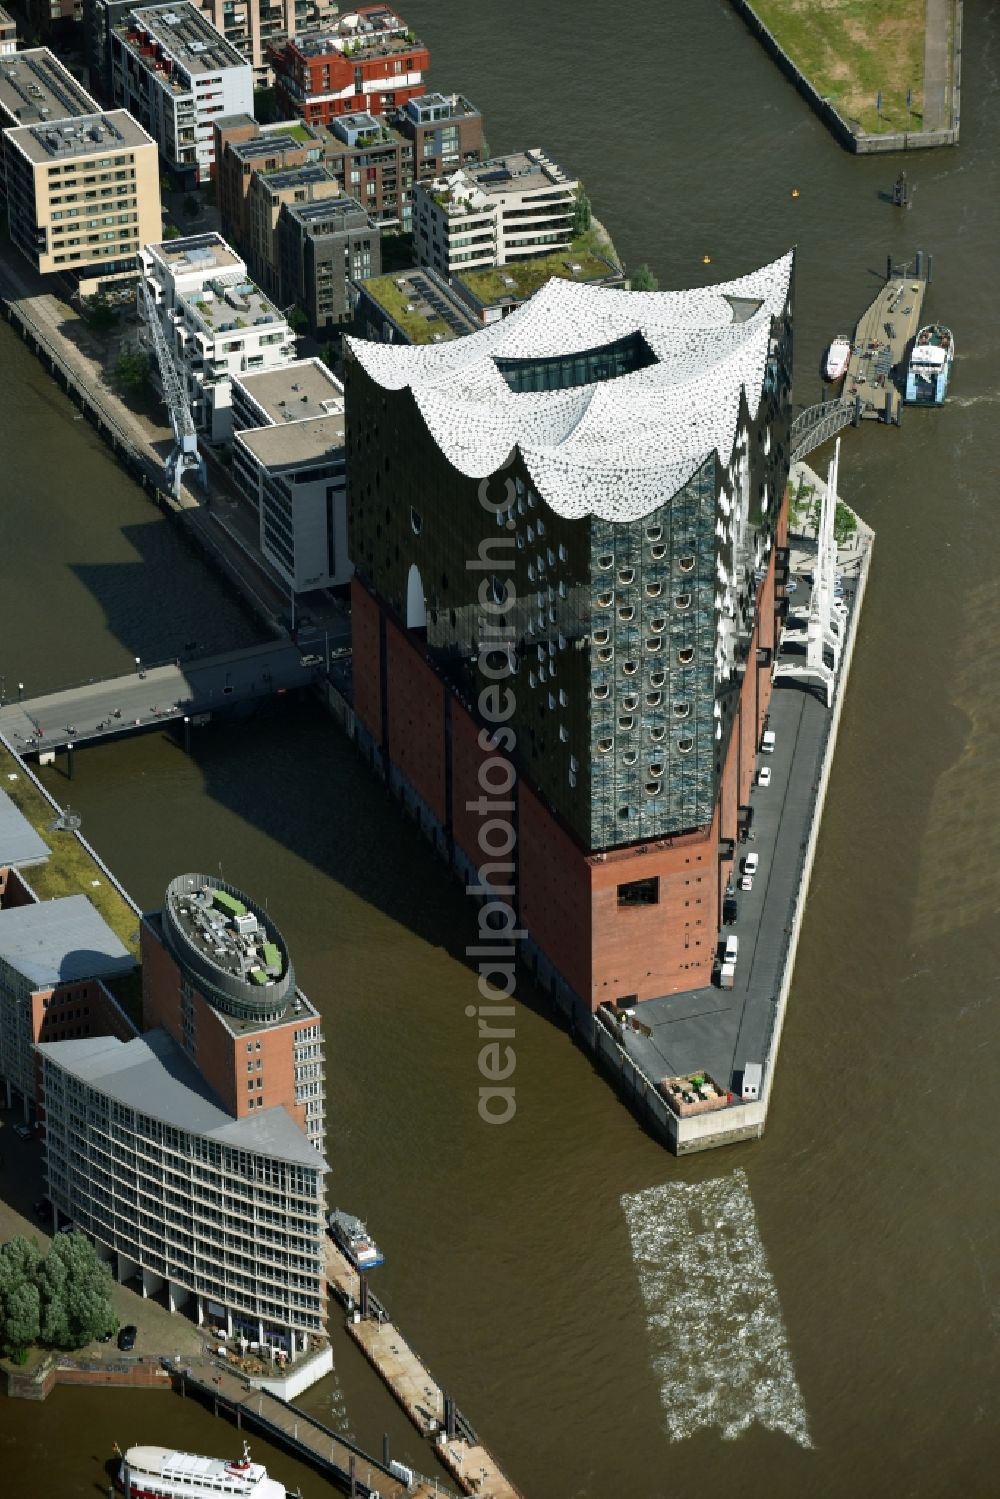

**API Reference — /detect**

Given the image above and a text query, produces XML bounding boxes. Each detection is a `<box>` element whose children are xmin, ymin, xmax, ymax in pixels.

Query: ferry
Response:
<box><xmin>905</xmin><ymin>324</ymin><xmax>954</xmax><ymax>404</ymax></box>
<box><xmin>823</xmin><ymin>335</ymin><xmax>851</xmax><ymax>382</ymax></box>
<box><xmin>328</xmin><ymin>1207</ymin><xmax>384</xmax><ymax>1269</ymax></box>
<box><xmin>118</xmin><ymin>1442</ymin><xmax>285</xmax><ymax>1499</ymax></box>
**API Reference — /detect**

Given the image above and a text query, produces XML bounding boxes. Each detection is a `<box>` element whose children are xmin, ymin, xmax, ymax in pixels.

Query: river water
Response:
<box><xmin>3</xmin><ymin>1</ymin><xmax>1000</xmax><ymax>1493</ymax></box>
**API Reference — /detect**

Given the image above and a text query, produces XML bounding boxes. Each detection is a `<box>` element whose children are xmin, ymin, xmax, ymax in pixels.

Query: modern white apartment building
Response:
<box><xmin>412</xmin><ymin>149</ymin><xmax>578</xmax><ymax>278</ymax></box>
<box><xmin>4</xmin><ymin>109</ymin><xmax>161</xmax><ymax>294</ymax></box>
<box><xmin>41</xmin><ymin>1028</ymin><xmax>329</xmax><ymax>1353</ymax></box>
<box><xmin>231</xmin><ymin>358</ymin><xmax>349</xmax><ymax>592</ymax></box>
<box><xmin>110</xmin><ymin>1</ymin><xmax>252</xmax><ymax>184</ymax></box>
<box><xmin>139</xmin><ymin>232</ymin><xmax>297</xmax><ymax>441</ymax></box>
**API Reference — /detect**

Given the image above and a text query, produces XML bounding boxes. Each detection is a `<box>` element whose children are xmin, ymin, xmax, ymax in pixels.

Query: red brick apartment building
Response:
<box><xmin>270</xmin><ymin>5</ymin><xmax>428</xmax><ymax>128</ymax></box>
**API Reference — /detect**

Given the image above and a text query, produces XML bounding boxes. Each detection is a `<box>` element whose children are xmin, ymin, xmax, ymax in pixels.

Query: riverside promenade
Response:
<box><xmin>593</xmin><ymin>460</ymin><xmax>875</xmax><ymax>1152</ymax></box>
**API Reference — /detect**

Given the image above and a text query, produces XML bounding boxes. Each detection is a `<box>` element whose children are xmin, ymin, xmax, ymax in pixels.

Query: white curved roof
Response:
<box><xmin>348</xmin><ymin>252</ymin><xmax>793</xmax><ymax>522</ymax></box>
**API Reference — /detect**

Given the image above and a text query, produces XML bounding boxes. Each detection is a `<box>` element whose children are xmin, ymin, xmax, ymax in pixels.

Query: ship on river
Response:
<box><xmin>905</xmin><ymin>323</ymin><xmax>954</xmax><ymax>404</ymax></box>
<box><xmin>118</xmin><ymin>1442</ymin><xmax>285</xmax><ymax>1499</ymax></box>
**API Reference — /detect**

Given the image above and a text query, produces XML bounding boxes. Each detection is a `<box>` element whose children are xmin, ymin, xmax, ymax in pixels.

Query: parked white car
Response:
<box><xmin>757</xmin><ymin>765</ymin><xmax>772</xmax><ymax>787</ymax></box>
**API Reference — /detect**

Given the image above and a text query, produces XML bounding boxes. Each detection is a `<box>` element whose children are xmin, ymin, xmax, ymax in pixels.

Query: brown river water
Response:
<box><xmin>2</xmin><ymin>1</ymin><xmax>1000</xmax><ymax>1493</ymax></box>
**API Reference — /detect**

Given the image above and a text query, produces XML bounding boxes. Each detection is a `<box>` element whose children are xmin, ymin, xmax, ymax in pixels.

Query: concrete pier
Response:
<box><xmin>177</xmin><ymin>1358</ymin><xmax>445</xmax><ymax>1499</ymax></box>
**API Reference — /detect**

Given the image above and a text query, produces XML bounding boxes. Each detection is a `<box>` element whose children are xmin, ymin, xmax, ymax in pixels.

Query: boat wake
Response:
<box><xmin>621</xmin><ymin>1169</ymin><xmax>812</xmax><ymax>1448</ymax></box>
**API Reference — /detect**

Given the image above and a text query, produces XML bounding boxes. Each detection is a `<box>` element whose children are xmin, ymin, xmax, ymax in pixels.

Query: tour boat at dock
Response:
<box><xmin>118</xmin><ymin>1441</ymin><xmax>286</xmax><ymax>1499</ymax></box>
<box><xmin>905</xmin><ymin>323</ymin><xmax>954</xmax><ymax>404</ymax></box>
<box><xmin>824</xmin><ymin>335</ymin><xmax>851</xmax><ymax>382</ymax></box>
<box><xmin>328</xmin><ymin>1207</ymin><xmax>384</xmax><ymax>1269</ymax></box>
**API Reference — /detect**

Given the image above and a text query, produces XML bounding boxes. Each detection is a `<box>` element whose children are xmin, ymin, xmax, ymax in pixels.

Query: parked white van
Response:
<box><xmin>761</xmin><ymin>729</ymin><xmax>776</xmax><ymax>753</ymax></box>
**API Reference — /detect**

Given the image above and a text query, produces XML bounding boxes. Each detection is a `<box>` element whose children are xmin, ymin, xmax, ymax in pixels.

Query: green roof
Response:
<box><xmin>455</xmin><ymin>246</ymin><xmax>620</xmax><ymax>308</ymax></box>
<box><xmin>213</xmin><ymin>890</ymin><xmax>247</xmax><ymax>918</ymax></box>
<box><xmin>361</xmin><ymin>274</ymin><xmax>455</xmax><ymax>344</ymax></box>
<box><xmin>0</xmin><ymin>744</ymin><xmax>140</xmax><ymax>958</ymax></box>
<box><xmin>262</xmin><ymin>942</ymin><xmax>281</xmax><ymax>971</ymax></box>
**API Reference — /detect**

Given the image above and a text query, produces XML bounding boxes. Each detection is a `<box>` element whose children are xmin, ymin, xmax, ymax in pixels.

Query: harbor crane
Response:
<box><xmin>138</xmin><ymin>277</ymin><xmax>206</xmax><ymax>499</ymax></box>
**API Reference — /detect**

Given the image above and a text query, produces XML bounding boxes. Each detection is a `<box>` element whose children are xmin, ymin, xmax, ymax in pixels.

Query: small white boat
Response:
<box><xmin>824</xmin><ymin>336</ymin><xmax>851</xmax><ymax>382</ymax></box>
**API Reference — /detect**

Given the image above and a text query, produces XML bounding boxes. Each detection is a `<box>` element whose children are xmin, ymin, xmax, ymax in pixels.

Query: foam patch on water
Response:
<box><xmin>622</xmin><ymin>1168</ymin><xmax>812</xmax><ymax>1447</ymax></box>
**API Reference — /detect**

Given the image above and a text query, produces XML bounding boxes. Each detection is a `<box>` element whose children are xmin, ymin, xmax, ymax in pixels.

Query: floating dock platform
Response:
<box><xmin>844</xmin><ymin>252</ymin><xmax>931</xmax><ymax>419</ymax></box>
<box><xmin>326</xmin><ymin>1242</ymin><xmax>522</xmax><ymax>1499</ymax></box>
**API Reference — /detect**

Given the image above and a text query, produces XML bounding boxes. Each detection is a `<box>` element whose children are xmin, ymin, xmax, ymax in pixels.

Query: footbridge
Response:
<box><xmin>790</xmin><ymin>398</ymin><xmax>857</xmax><ymax>464</ymax></box>
<box><xmin>0</xmin><ymin>639</ymin><xmax>343</xmax><ymax>758</ymax></box>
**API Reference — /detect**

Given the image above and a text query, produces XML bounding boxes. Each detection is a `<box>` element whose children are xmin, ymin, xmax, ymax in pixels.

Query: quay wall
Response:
<box><xmin>5</xmin><ymin>1353</ymin><xmax>172</xmax><ymax>1401</ymax></box>
<box><xmin>730</xmin><ymin>0</ymin><xmax>962</xmax><ymax>154</ymax></box>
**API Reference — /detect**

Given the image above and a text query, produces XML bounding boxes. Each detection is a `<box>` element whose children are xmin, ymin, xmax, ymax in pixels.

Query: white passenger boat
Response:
<box><xmin>119</xmin><ymin>1441</ymin><xmax>285</xmax><ymax>1499</ymax></box>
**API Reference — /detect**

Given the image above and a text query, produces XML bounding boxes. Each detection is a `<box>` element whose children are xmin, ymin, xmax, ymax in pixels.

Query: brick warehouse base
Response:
<box><xmin>349</xmin><ymin>562</ymin><xmax>781</xmax><ymax>1015</ymax></box>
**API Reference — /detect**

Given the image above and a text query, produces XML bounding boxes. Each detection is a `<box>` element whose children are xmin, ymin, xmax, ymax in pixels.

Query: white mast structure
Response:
<box><xmin>772</xmin><ymin>437</ymin><xmax>846</xmax><ymax>708</ymax></box>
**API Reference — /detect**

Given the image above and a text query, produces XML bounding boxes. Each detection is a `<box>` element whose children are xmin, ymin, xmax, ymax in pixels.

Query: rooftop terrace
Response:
<box><xmin>182</xmin><ymin>274</ymin><xmax>285</xmax><ymax>335</ymax></box>
<box><xmin>401</xmin><ymin>91</ymin><xmax>477</xmax><ymax>124</ymax></box>
<box><xmin>119</xmin><ymin>2</ymin><xmax>248</xmax><ymax>78</ymax></box>
<box><xmin>290</xmin><ymin>7</ymin><xmax>419</xmax><ymax>60</ymax></box>
<box><xmin>0</xmin><ymin>48</ymin><xmax>98</xmax><ymax>128</ymax></box>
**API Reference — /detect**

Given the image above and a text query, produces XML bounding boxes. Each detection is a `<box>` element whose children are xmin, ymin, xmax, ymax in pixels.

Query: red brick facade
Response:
<box><xmin>270</xmin><ymin>31</ymin><xmax>429</xmax><ymax>128</ymax></box>
<box><xmin>140</xmin><ymin>919</ymin><xmax>307</xmax><ymax>1131</ymax></box>
<box><xmin>385</xmin><ymin>616</ymin><xmax>447</xmax><ymax>825</ymax></box>
<box><xmin>351</xmin><ymin>535</ymin><xmax>784</xmax><ymax>1012</ymax></box>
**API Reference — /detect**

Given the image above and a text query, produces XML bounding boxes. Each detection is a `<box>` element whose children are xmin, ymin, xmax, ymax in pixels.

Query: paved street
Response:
<box><xmin>617</xmin><ymin>515</ymin><xmax>869</xmax><ymax>1094</ymax></box>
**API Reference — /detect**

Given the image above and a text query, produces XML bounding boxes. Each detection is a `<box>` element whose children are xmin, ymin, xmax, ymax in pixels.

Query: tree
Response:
<box><xmin>37</xmin><ymin>1232</ymin><xmax>116</xmax><ymax>1350</ymax></box>
<box><xmin>183</xmin><ymin>193</ymin><xmax>200</xmax><ymax>218</ymax></box>
<box><xmin>572</xmin><ymin>188</ymin><xmax>592</xmax><ymax>238</ymax></box>
<box><xmin>0</xmin><ymin>1237</ymin><xmax>42</xmax><ymax>1359</ymax></box>
<box><xmin>287</xmin><ymin>305</ymin><xmax>309</xmax><ymax>335</ymax></box>
<box><xmin>630</xmin><ymin>263</ymin><xmax>659</xmax><ymax>292</ymax></box>
<box><xmin>114</xmin><ymin>347</ymin><xmax>150</xmax><ymax>397</ymax></box>
<box><xmin>162</xmin><ymin>224</ymin><xmax>182</xmax><ymax>241</ymax></box>
<box><xmin>83</xmin><ymin>296</ymin><xmax>118</xmax><ymax>332</ymax></box>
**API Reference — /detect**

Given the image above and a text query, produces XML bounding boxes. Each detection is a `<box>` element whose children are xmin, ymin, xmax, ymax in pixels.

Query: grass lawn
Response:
<box><xmin>753</xmin><ymin>0</ymin><xmax>927</xmax><ymax>133</ymax></box>
<box><xmin>2</xmin><ymin>749</ymin><xmax>141</xmax><ymax>957</ymax></box>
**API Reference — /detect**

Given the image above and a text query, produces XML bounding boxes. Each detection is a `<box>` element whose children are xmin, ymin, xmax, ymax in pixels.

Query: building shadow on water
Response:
<box><xmin>136</xmin><ymin>699</ymin><xmax>563</xmax><ymax>1029</ymax></box>
<box><xmin>67</xmin><ymin>518</ymin><xmax>263</xmax><ymax>674</ymax></box>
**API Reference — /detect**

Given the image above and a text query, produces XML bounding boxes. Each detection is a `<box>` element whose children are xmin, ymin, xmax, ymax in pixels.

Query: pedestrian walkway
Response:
<box><xmin>923</xmin><ymin>0</ymin><xmax>953</xmax><ymax>132</ymax></box>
